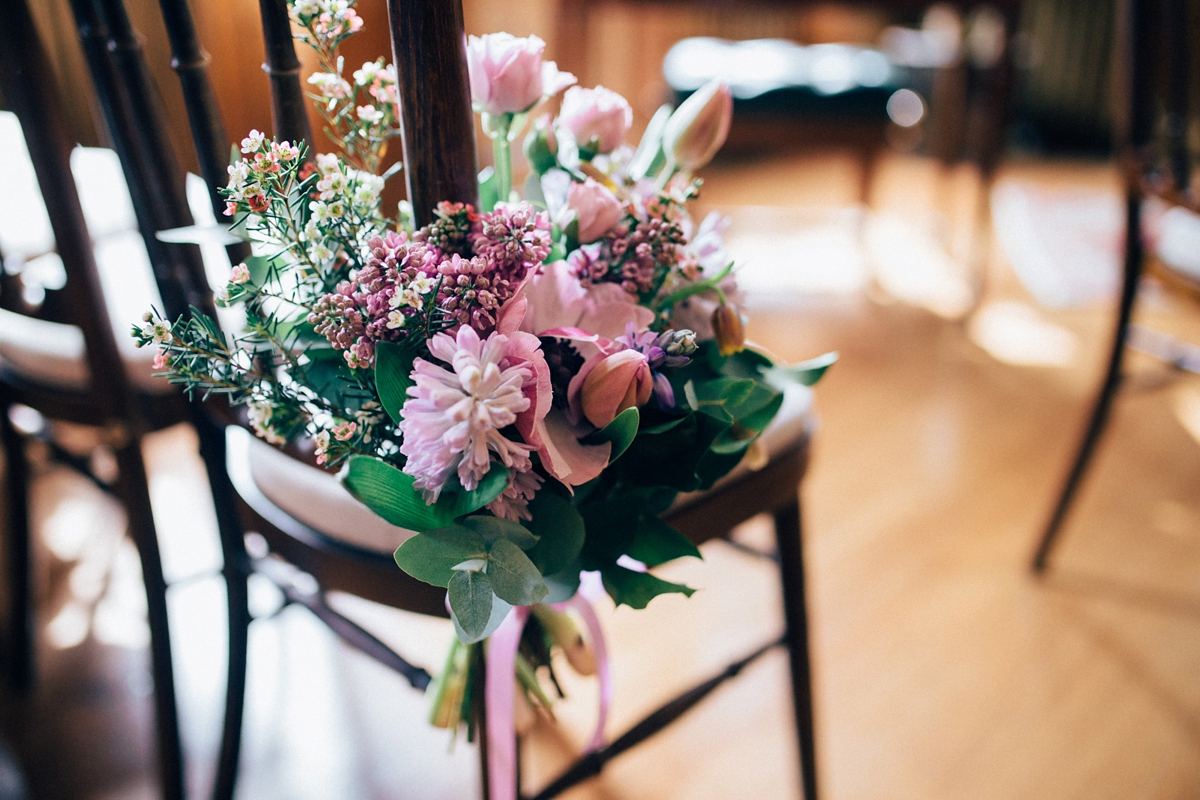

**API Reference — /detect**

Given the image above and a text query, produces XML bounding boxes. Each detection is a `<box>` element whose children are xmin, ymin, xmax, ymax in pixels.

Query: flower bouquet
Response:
<box><xmin>134</xmin><ymin>1</ymin><xmax>833</xmax><ymax>781</ymax></box>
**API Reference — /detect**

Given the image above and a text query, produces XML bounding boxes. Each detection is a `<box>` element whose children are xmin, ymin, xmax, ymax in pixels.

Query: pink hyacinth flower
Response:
<box><xmin>399</xmin><ymin>326</ymin><xmax>542</xmax><ymax>502</ymax></box>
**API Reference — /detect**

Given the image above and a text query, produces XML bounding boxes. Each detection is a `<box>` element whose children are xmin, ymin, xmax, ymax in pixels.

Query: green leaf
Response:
<box><xmin>580</xmin><ymin>407</ymin><xmax>639</xmax><ymax>462</ymax></box>
<box><xmin>448</xmin><ymin>569</ymin><xmax>493</xmax><ymax>641</ymax></box>
<box><xmin>760</xmin><ymin>351</ymin><xmax>838</xmax><ymax>389</ymax></box>
<box><xmin>524</xmin><ymin>493</ymin><xmax>586</xmax><ymax>576</ymax></box>
<box><xmin>393</xmin><ymin>526</ymin><xmax>487</xmax><ymax>587</ymax></box>
<box><xmin>374</xmin><ymin>341</ymin><xmax>416</xmax><ymax>425</ymax></box>
<box><xmin>452</xmin><ymin>595</ymin><xmax>512</xmax><ymax>644</ymax></box>
<box><xmin>628</xmin><ymin>104</ymin><xmax>671</xmax><ymax>181</ymax></box>
<box><xmin>600</xmin><ymin>565</ymin><xmax>695</xmax><ymax>609</ymax></box>
<box><xmin>462</xmin><ymin>516</ymin><xmax>538</xmax><ymax>550</ymax></box>
<box><xmin>342</xmin><ymin>456</ymin><xmax>455</xmax><ymax>531</ymax></box>
<box><xmin>626</xmin><ymin>516</ymin><xmax>701</xmax><ymax>567</ymax></box>
<box><xmin>486</xmin><ymin>538</ymin><xmax>548</xmax><ymax>606</ymax></box>
<box><xmin>436</xmin><ymin>465</ymin><xmax>511</xmax><ymax>520</ymax></box>
<box><xmin>541</xmin><ymin>564</ymin><xmax>582</xmax><ymax>604</ymax></box>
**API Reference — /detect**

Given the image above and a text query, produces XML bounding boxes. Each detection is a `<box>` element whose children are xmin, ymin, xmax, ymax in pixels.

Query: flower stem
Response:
<box><xmin>493</xmin><ymin>131</ymin><xmax>512</xmax><ymax>205</ymax></box>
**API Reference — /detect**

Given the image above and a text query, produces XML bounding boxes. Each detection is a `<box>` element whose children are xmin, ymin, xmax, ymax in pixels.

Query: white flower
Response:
<box><xmin>143</xmin><ymin>321</ymin><xmax>172</xmax><ymax>344</ymax></box>
<box><xmin>356</xmin><ymin>104</ymin><xmax>384</xmax><ymax>125</ymax></box>
<box><xmin>316</xmin><ymin>152</ymin><xmax>341</xmax><ymax>174</ymax></box>
<box><xmin>231</xmin><ymin>350</ymin><xmax>253</xmax><ymax>371</ymax></box>
<box><xmin>308</xmin><ymin>72</ymin><xmax>351</xmax><ymax>99</ymax></box>
<box><xmin>291</xmin><ymin>0</ymin><xmax>319</xmax><ymax>16</ymax></box>
<box><xmin>353</xmin><ymin>60</ymin><xmax>381</xmax><ymax>86</ymax></box>
<box><xmin>248</xmin><ymin>400</ymin><xmax>287</xmax><ymax>445</ymax></box>
<box><xmin>386</xmin><ymin>310</ymin><xmax>406</xmax><ymax>329</ymax></box>
<box><xmin>309</xmin><ymin>201</ymin><xmax>331</xmax><ymax>222</ymax></box>
<box><xmin>310</xmin><ymin>242</ymin><xmax>334</xmax><ymax>262</ymax></box>
<box><xmin>411</xmin><ymin>274</ymin><xmax>436</xmax><ymax>295</ymax></box>
<box><xmin>240</xmin><ymin>129</ymin><xmax>265</xmax><ymax>154</ymax></box>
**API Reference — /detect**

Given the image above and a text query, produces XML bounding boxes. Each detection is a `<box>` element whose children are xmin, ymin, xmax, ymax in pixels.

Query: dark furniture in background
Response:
<box><xmin>1032</xmin><ymin>0</ymin><xmax>1199</xmax><ymax>570</ymax></box>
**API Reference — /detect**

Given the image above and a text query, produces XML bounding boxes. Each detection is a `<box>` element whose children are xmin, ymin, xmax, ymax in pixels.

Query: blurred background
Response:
<box><xmin>3</xmin><ymin>0</ymin><xmax>1200</xmax><ymax>798</ymax></box>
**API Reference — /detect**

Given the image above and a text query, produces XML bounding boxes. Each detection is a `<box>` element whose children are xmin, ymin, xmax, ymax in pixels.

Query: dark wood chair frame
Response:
<box><xmin>0</xmin><ymin>2</ymin><xmax>197</xmax><ymax>799</ymax></box>
<box><xmin>221</xmin><ymin>425</ymin><xmax>817</xmax><ymax>800</ymax></box>
<box><xmin>1031</xmin><ymin>0</ymin><xmax>1195</xmax><ymax>572</ymax></box>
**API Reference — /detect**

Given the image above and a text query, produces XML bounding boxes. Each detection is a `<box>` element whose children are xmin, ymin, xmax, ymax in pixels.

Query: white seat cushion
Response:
<box><xmin>0</xmin><ymin>111</ymin><xmax>203</xmax><ymax>395</ymax></box>
<box><xmin>242</xmin><ymin>428</ymin><xmax>420</xmax><ymax>553</ymax></box>
<box><xmin>242</xmin><ymin>383</ymin><xmax>814</xmax><ymax>555</ymax></box>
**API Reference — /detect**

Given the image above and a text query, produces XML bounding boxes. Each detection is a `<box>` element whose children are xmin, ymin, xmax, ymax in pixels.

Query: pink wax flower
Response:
<box><xmin>567</xmin><ymin>178</ymin><xmax>624</xmax><ymax>243</ymax></box>
<box><xmin>570</xmin><ymin>348</ymin><xmax>653</xmax><ymax>429</ymax></box>
<box><xmin>399</xmin><ymin>326</ymin><xmax>542</xmax><ymax>502</ymax></box>
<box><xmin>152</xmin><ymin>349</ymin><xmax>169</xmax><ymax>371</ymax></box>
<box><xmin>557</xmin><ymin>85</ymin><xmax>632</xmax><ymax>154</ymax></box>
<box><xmin>467</xmin><ymin>33</ymin><xmax>575</xmax><ymax>116</ymax></box>
<box><xmin>230</xmin><ymin>263</ymin><xmax>251</xmax><ymax>284</ymax></box>
<box><xmin>332</xmin><ymin>421</ymin><xmax>358</xmax><ymax>441</ymax></box>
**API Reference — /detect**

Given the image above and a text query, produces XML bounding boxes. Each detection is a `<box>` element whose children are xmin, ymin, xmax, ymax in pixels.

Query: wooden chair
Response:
<box><xmin>0</xmin><ymin>1</ymin><xmax>192</xmax><ymax>798</ymax></box>
<box><xmin>197</xmin><ymin>2</ymin><xmax>824</xmax><ymax>798</ymax></box>
<box><xmin>1031</xmin><ymin>0</ymin><xmax>1200</xmax><ymax>571</ymax></box>
<box><xmin>220</xmin><ymin>387</ymin><xmax>817</xmax><ymax>800</ymax></box>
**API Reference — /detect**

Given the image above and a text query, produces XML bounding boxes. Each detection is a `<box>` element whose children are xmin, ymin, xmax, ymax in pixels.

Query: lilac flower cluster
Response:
<box><xmin>308</xmin><ymin>201</ymin><xmax>552</xmax><ymax>368</ymax></box>
<box><xmin>569</xmin><ymin>200</ymin><xmax>688</xmax><ymax>298</ymax></box>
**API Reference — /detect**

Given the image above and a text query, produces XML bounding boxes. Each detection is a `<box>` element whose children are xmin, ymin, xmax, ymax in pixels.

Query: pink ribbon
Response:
<box><xmin>485</xmin><ymin>577</ymin><xmax>612</xmax><ymax>800</ymax></box>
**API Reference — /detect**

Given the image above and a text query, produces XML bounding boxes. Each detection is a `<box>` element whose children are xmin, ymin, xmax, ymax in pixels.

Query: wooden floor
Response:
<box><xmin>3</xmin><ymin>151</ymin><xmax>1200</xmax><ymax>800</ymax></box>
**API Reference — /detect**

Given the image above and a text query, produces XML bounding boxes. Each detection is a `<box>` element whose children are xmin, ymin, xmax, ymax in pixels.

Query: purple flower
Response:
<box><xmin>613</xmin><ymin>323</ymin><xmax>697</xmax><ymax>409</ymax></box>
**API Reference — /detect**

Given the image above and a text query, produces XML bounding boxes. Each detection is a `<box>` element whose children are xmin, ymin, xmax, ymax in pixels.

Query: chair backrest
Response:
<box><xmin>0</xmin><ymin>0</ymin><xmax>133</xmax><ymax>420</ymax></box>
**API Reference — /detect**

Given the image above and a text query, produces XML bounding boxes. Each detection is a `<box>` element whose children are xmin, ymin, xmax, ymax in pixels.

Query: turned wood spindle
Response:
<box><xmin>386</xmin><ymin>0</ymin><xmax>479</xmax><ymax>226</ymax></box>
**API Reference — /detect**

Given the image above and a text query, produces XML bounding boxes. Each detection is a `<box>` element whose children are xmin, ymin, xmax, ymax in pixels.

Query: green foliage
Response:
<box><xmin>580</xmin><ymin>406</ymin><xmax>639</xmax><ymax>462</ymax></box>
<box><xmin>448</xmin><ymin>570</ymin><xmax>493</xmax><ymax>640</ymax></box>
<box><xmin>523</xmin><ymin>493</ymin><xmax>586</xmax><ymax>576</ymax></box>
<box><xmin>600</xmin><ymin>565</ymin><xmax>695</xmax><ymax>609</ymax></box>
<box><xmin>374</xmin><ymin>341</ymin><xmax>416</xmax><ymax>424</ymax></box>
<box><xmin>761</xmin><ymin>351</ymin><xmax>839</xmax><ymax>389</ymax></box>
<box><xmin>342</xmin><ymin>456</ymin><xmax>510</xmax><ymax>531</ymax></box>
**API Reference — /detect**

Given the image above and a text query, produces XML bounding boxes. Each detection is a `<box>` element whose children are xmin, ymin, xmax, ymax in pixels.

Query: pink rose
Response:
<box><xmin>557</xmin><ymin>85</ymin><xmax>632</xmax><ymax>154</ymax></box>
<box><xmin>663</xmin><ymin>79</ymin><xmax>732</xmax><ymax>172</ymax></box>
<box><xmin>467</xmin><ymin>33</ymin><xmax>576</xmax><ymax>116</ymax></box>
<box><xmin>570</xmin><ymin>348</ymin><xmax>653</xmax><ymax>429</ymax></box>
<box><xmin>567</xmin><ymin>178</ymin><xmax>623</xmax><ymax>243</ymax></box>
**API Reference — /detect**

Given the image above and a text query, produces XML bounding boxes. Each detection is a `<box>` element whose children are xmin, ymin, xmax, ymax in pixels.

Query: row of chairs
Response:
<box><xmin>0</xmin><ymin>1</ymin><xmax>821</xmax><ymax>800</ymax></box>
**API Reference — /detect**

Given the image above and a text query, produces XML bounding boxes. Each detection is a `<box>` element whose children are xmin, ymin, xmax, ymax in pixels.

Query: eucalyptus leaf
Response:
<box><xmin>448</xmin><ymin>570</ymin><xmax>494</xmax><ymax>641</ymax></box>
<box><xmin>393</xmin><ymin>526</ymin><xmax>487</xmax><ymax>587</ymax></box>
<box><xmin>760</xmin><ymin>351</ymin><xmax>838</xmax><ymax>389</ymax></box>
<box><xmin>600</xmin><ymin>565</ymin><xmax>695</xmax><ymax>609</ymax></box>
<box><xmin>374</xmin><ymin>341</ymin><xmax>416</xmax><ymax>425</ymax></box>
<box><xmin>452</xmin><ymin>594</ymin><xmax>512</xmax><ymax>643</ymax></box>
<box><xmin>462</xmin><ymin>516</ymin><xmax>539</xmax><ymax>550</ymax></box>
<box><xmin>486</xmin><ymin>538</ymin><xmax>548</xmax><ymax>606</ymax></box>
<box><xmin>524</xmin><ymin>493</ymin><xmax>586</xmax><ymax>576</ymax></box>
<box><xmin>342</xmin><ymin>456</ymin><xmax>455</xmax><ymax>531</ymax></box>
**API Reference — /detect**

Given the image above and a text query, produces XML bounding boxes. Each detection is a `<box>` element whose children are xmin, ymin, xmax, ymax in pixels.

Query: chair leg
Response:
<box><xmin>1031</xmin><ymin>191</ymin><xmax>1144</xmax><ymax>573</ymax></box>
<box><xmin>192</xmin><ymin>413</ymin><xmax>249</xmax><ymax>800</ymax></box>
<box><xmin>1</xmin><ymin>403</ymin><xmax>33</xmax><ymax>691</ymax></box>
<box><xmin>774</xmin><ymin>497</ymin><xmax>818</xmax><ymax>800</ymax></box>
<box><xmin>113</xmin><ymin>440</ymin><xmax>185</xmax><ymax>800</ymax></box>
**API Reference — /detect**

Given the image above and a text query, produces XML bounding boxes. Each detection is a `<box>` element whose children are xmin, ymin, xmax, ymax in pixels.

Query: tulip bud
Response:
<box><xmin>576</xmin><ymin>349</ymin><xmax>654</xmax><ymax>428</ymax></box>
<box><xmin>711</xmin><ymin>303</ymin><xmax>746</xmax><ymax>356</ymax></box>
<box><xmin>523</xmin><ymin>113</ymin><xmax>559</xmax><ymax>175</ymax></box>
<box><xmin>662</xmin><ymin>79</ymin><xmax>733</xmax><ymax>173</ymax></box>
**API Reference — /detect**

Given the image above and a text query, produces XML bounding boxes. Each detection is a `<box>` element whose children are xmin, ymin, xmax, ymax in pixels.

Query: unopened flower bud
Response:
<box><xmin>656</xmin><ymin>328</ymin><xmax>698</xmax><ymax>357</ymax></box>
<box><xmin>523</xmin><ymin>113</ymin><xmax>559</xmax><ymax>175</ymax></box>
<box><xmin>662</xmin><ymin>79</ymin><xmax>732</xmax><ymax>173</ymax></box>
<box><xmin>711</xmin><ymin>303</ymin><xmax>745</xmax><ymax>356</ymax></box>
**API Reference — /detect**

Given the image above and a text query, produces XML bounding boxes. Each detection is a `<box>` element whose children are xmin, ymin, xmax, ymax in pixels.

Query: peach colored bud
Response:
<box><xmin>579</xmin><ymin>349</ymin><xmax>653</xmax><ymax>428</ymax></box>
<box><xmin>567</xmin><ymin>178</ymin><xmax>624</xmax><ymax>243</ymax></box>
<box><xmin>711</xmin><ymin>303</ymin><xmax>746</xmax><ymax>356</ymax></box>
<box><xmin>662</xmin><ymin>79</ymin><xmax>732</xmax><ymax>172</ymax></box>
